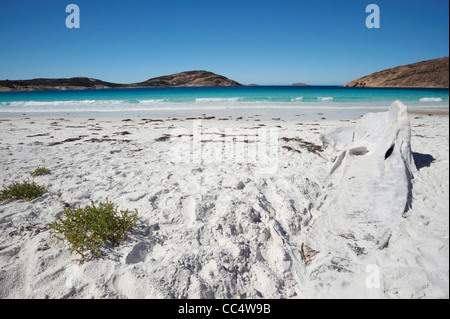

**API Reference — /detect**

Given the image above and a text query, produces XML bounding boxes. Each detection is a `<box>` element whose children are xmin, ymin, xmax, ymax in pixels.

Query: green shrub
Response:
<box><xmin>0</xmin><ymin>80</ymin><xmax>15</xmax><ymax>88</ymax></box>
<box><xmin>0</xmin><ymin>181</ymin><xmax>47</xmax><ymax>201</ymax></box>
<box><xmin>30</xmin><ymin>166</ymin><xmax>51</xmax><ymax>177</ymax></box>
<box><xmin>50</xmin><ymin>200</ymin><xmax>138</xmax><ymax>259</ymax></box>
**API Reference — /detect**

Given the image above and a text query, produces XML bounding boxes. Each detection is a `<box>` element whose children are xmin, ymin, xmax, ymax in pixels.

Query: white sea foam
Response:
<box><xmin>420</xmin><ymin>97</ymin><xmax>443</xmax><ymax>102</ymax></box>
<box><xmin>1</xmin><ymin>100</ymin><xmax>128</xmax><ymax>107</ymax></box>
<box><xmin>139</xmin><ymin>99</ymin><xmax>166</xmax><ymax>104</ymax></box>
<box><xmin>0</xmin><ymin>99</ymin><xmax>168</xmax><ymax>108</ymax></box>
<box><xmin>195</xmin><ymin>97</ymin><xmax>241</xmax><ymax>102</ymax></box>
<box><xmin>3</xmin><ymin>100</ymin><xmax>98</xmax><ymax>106</ymax></box>
<box><xmin>1</xmin><ymin>96</ymin><xmax>447</xmax><ymax>115</ymax></box>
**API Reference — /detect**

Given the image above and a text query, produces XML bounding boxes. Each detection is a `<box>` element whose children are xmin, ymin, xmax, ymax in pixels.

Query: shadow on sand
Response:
<box><xmin>413</xmin><ymin>152</ymin><xmax>436</xmax><ymax>170</ymax></box>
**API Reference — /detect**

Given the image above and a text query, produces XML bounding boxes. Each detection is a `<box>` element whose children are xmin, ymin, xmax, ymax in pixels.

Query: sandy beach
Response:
<box><xmin>0</xmin><ymin>109</ymin><xmax>448</xmax><ymax>299</ymax></box>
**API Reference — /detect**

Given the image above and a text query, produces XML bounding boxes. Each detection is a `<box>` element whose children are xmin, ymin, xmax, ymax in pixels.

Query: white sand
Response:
<box><xmin>0</xmin><ymin>110</ymin><xmax>448</xmax><ymax>299</ymax></box>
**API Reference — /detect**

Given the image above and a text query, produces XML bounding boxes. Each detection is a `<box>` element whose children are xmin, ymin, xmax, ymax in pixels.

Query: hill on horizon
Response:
<box><xmin>0</xmin><ymin>71</ymin><xmax>242</xmax><ymax>92</ymax></box>
<box><xmin>344</xmin><ymin>57</ymin><xmax>449</xmax><ymax>88</ymax></box>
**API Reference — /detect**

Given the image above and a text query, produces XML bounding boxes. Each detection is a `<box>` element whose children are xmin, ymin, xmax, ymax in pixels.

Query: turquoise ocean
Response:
<box><xmin>0</xmin><ymin>86</ymin><xmax>448</xmax><ymax>120</ymax></box>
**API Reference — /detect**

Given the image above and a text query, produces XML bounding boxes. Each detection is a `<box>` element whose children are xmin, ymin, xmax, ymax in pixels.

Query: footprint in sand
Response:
<box><xmin>125</xmin><ymin>242</ymin><xmax>153</xmax><ymax>264</ymax></box>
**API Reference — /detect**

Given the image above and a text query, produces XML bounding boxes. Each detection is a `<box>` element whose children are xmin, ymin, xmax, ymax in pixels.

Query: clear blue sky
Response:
<box><xmin>0</xmin><ymin>0</ymin><xmax>448</xmax><ymax>85</ymax></box>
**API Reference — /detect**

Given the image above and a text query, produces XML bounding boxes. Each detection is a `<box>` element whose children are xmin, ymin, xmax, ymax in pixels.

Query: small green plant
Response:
<box><xmin>30</xmin><ymin>166</ymin><xmax>51</xmax><ymax>177</ymax></box>
<box><xmin>0</xmin><ymin>181</ymin><xmax>47</xmax><ymax>201</ymax></box>
<box><xmin>50</xmin><ymin>200</ymin><xmax>138</xmax><ymax>259</ymax></box>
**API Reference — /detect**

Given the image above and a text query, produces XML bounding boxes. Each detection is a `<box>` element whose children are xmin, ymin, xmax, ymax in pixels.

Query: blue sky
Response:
<box><xmin>0</xmin><ymin>0</ymin><xmax>448</xmax><ymax>85</ymax></box>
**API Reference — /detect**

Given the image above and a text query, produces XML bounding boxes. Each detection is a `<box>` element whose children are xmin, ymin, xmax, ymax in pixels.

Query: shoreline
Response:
<box><xmin>409</xmin><ymin>109</ymin><xmax>449</xmax><ymax>116</ymax></box>
<box><xmin>0</xmin><ymin>106</ymin><xmax>448</xmax><ymax>121</ymax></box>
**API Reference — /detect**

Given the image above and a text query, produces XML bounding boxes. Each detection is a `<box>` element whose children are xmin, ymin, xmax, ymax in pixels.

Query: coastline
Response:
<box><xmin>409</xmin><ymin>108</ymin><xmax>449</xmax><ymax>116</ymax></box>
<box><xmin>0</xmin><ymin>104</ymin><xmax>448</xmax><ymax>121</ymax></box>
<box><xmin>1</xmin><ymin>86</ymin><xmax>448</xmax><ymax>122</ymax></box>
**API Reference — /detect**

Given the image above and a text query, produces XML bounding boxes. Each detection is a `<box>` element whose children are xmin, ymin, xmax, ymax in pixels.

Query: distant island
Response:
<box><xmin>2</xmin><ymin>58</ymin><xmax>449</xmax><ymax>92</ymax></box>
<box><xmin>0</xmin><ymin>71</ymin><xmax>242</xmax><ymax>92</ymax></box>
<box><xmin>291</xmin><ymin>83</ymin><xmax>309</xmax><ymax>86</ymax></box>
<box><xmin>344</xmin><ymin>57</ymin><xmax>449</xmax><ymax>88</ymax></box>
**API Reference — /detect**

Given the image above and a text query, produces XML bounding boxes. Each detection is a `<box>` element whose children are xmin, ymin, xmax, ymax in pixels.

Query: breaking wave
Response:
<box><xmin>0</xmin><ymin>86</ymin><xmax>448</xmax><ymax>114</ymax></box>
<box><xmin>420</xmin><ymin>97</ymin><xmax>443</xmax><ymax>102</ymax></box>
